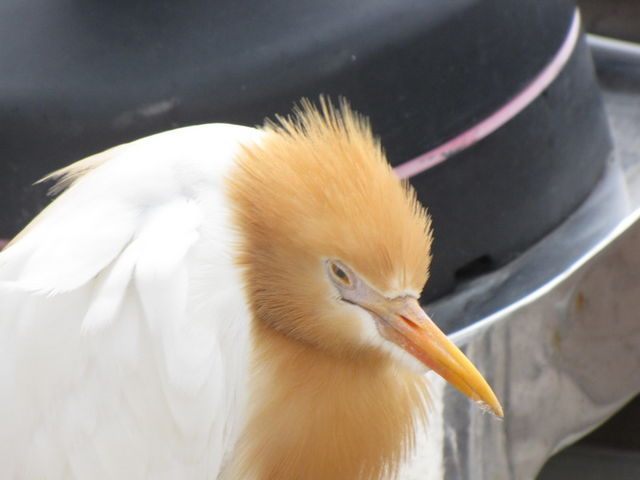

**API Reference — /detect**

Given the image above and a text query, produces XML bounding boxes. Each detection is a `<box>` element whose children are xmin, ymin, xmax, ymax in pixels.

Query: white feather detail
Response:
<box><xmin>0</xmin><ymin>123</ymin><xmax>260</xmax><ymax>479</ymax></box>
<box><xmin>82</xmin><ymin>199</ymin><xmax>202</xmax><ymax>334</ymax></box>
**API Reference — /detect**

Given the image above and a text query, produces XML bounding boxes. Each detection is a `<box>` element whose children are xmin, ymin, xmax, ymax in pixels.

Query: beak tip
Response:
<box><xmin>489</xmin><ymin>402</ymin><xmax>505</xmax><ymax>419</ymax></box>
<box><xmin>470</xmin><ymin>384</ymin><xmax>504</xmax><ymax>418</ymax></box>
<box><xmin>475</xmin><ymin>395</ymin><xmax>504</xmax><ymax>418</ymax></box>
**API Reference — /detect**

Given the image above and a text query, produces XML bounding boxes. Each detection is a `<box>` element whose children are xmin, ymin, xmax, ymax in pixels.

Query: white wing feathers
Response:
<box><xmin>0</xmin><ymin>124</ymin><xmax>259</xmax><ymax>479</ymax></box>
<box><xmin>84</xmin><ymin>198</ymin><xmax>201</xmax><ymax>334</ymax></box>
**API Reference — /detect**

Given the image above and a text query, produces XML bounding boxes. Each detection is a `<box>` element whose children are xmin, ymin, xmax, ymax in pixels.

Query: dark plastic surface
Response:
<box><xmin>0</xmin><ymin>0</ymin><xmax>611</xmax><ymax>300</ymax></box>
<box><xmin>421</xmin><ymin>37</ymin><xmax>611</xmax><ymax>299</ymax></box>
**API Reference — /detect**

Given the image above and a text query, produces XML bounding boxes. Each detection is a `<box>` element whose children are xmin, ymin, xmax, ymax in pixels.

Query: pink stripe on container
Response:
<box><xmin>394</xmin><ymin>9</ymin><xmax>581</xmax><ymax>180</ymax></box>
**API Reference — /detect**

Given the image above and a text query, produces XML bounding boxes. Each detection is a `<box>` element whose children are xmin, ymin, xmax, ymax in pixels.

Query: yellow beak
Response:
<box><xmin>370</xmin><ymin>296</ymin><xmax>503</xmax><ymax>417</ymax></box>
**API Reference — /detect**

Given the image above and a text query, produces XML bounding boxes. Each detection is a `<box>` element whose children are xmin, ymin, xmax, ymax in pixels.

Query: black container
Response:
<box><xmin>0</xmin><ymin>0</ymin><xmax>611</xmax><ymax>300</ymax></box>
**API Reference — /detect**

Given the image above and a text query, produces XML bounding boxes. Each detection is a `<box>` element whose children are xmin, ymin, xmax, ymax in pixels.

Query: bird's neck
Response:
<box><xmin>226</xmin><ymin>322</ymin><xmax>430</xmax><ymax>480</ymax></box>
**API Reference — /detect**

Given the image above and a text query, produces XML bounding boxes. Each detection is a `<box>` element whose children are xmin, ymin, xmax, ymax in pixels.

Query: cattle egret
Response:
<box><xmin>0</xmin><ymin>99</ymin><xmax>501</xmax><ymax>479</ymax></box>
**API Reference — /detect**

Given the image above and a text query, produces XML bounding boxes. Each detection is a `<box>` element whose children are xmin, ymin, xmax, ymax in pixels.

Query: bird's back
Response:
<box><xmin>0</xmin><ymin>124</ymin><xmax>261</xmax><ymax>479</ymax></box>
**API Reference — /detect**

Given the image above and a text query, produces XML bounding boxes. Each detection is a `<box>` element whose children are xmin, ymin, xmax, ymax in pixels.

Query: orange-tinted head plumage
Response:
<box><xmin>229</xmin><ymin>97</ymin><xmax>432</xmax><ymax>297</ymax></box>
<box><xmin>225</xmin><ymin>100</ymin><xmax>436</xmax><ymax>479</ymax></box>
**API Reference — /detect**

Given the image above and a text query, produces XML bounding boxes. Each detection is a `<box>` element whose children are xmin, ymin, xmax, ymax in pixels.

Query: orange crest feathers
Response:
<box><xmin>228</xmin><ymin>97</ymin><xmax>432</xmax><ymax>294</ymax></box>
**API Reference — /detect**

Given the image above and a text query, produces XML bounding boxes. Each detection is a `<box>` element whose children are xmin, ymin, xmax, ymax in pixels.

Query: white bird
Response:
<box><xmin>0</xmin><ymin>99</ymin><xmax>501</xmax><ymax>480</ymax></box>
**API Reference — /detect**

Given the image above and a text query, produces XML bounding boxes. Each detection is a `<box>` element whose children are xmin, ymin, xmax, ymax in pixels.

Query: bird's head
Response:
<box><xmin>228</xmin><ymin>98</ymin><xmax>502</xmax><ymax>417</ymax></box>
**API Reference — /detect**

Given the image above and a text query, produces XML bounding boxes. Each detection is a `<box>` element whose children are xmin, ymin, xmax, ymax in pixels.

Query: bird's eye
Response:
<box><xmin>330</xmin><ymin>262</ymin><xmax>351</xmax><ymax>286</ymax></box>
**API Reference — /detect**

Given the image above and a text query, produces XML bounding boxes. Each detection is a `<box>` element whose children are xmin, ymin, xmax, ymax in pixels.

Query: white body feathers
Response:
<box><xmin>0</xmin><ymin>125</ymin><xmax>261</xmax><ymax>479</ymax></box>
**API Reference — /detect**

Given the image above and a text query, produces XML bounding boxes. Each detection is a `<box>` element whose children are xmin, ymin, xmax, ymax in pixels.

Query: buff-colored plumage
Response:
<box><xmin>226</xmin><ymin>100</ymin><xmax>433</xmax><ymax>479</ymax></box>
<box><xmin>0</xmin><ymin>99</ymin><xmax>498</xmax><ymax>480</ymax></box>
<box><xmin>230</xmin><ymin>98</ymin><xmax>432</xmax><ymax>296</ymax></box>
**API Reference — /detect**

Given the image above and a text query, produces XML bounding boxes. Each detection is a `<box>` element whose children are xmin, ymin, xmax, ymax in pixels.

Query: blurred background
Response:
<box><xmin>538</xmin><ymin>2</ymin><xmax>640</xmax><ymax>478</ymax></box>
